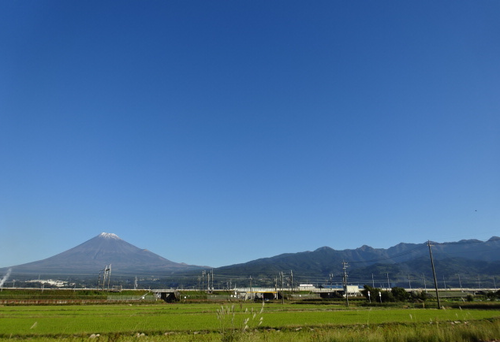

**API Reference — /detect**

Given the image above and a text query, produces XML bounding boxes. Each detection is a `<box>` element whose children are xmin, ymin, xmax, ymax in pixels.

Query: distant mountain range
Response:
<box><xmin>2</xmin><ymin>234</ymin><xmax>499</xmax><ymax>288</ymax></box>
<box><xmin>212</xmin><ymin>237</ymin><xmax>500</xmax><ymax>287</ymax></box>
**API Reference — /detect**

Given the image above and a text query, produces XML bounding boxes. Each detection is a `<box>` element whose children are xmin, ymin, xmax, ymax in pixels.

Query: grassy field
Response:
<box><xmin>1</xmin><ymin>302</ymin><xmax>500</xmax><ymax>341</ymax></box>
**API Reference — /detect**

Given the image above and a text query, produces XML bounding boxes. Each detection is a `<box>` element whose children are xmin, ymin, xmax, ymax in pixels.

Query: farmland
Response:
<box><xmin>1</xmin><ymin>298</ymin><xmax>500</xmax><ymax>341</ymax></box>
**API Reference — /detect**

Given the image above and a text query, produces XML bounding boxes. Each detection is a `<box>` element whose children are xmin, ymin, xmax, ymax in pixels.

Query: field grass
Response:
<box><xmin>0</xmin><ymin>289</ymin><xmax>107</xmax><ymax>299</ymax></box>
<box><xmin>1</xmin><ymin>302</ymin><xmax>500</xmax><ymax>341</ymax></box>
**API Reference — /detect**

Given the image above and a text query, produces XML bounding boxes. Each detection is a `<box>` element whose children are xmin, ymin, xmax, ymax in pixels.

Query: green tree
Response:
<box><xmin>362</xmin><ymin>285</ymin><xmax>393</xmax><ymax>303</ymax></box>
<box><xmin>391</xmin><ymin>287</ymin><xmax>410</xmax><ymax>302</ymax></box>
<box><xmin>362</xmin><ymin>285</ymin><xmax>380</xmax><ymax>302</ymax></box>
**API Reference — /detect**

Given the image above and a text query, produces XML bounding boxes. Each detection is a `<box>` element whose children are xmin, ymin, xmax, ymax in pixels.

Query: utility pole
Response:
<box><xmin>386</xmin><ymin>273</ymin><xmax>391</xmax><ymax>290</ymax></box>
<box><xmin>427</xmin><ymin>240</ymin><xmax>441</xmax><ymax>309</ymax></box>
<box><xmin>211</xmin><ymin>269</ymin><xmax>214</xmax><ymax>291</ymax></box>
<box><xmin>280</xmin><ymin>272</ymin><xmax>285</xmax><ymax>304</ymax></box>
<box><xmin>274</xmin><ymin>277</ymin><xmax>278</xmax><ymax>300</ymax></box>
<box><xmin>249</xmin><ymin>276</ymin><xmax>252</xmax><ymax>296</ymax></box>
<box><xmin>372</xmin><ymin>273</ymin><xmax>375</xmax><ymax>288</ymax></box>
<box><xmin>107</xmin><ymin>264</ymin><xmax>111</xmax><ymax>290</ymax></box>
<box><xmin>97</xmin><ymin>271</ymin><xmax>102</xmax><ymax>290</ymax></box>
<box><xmin>457</xmin><ymin>274</ymin><xmax>463</xmax><ymax>292</ymax></box>
<box><xmin>342</xmin><ymin>261</ymin><xmax>349</xmax><ymax>307</ymax></box>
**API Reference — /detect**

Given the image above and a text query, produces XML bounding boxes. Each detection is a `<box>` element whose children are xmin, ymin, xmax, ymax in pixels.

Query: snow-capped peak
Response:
<box><xmin>99</xmin><ymin>232</ymin><xmax>120</xmax><ymax>239</ymax></box>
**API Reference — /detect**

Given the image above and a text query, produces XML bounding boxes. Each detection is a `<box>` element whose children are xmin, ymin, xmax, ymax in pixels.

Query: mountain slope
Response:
<box><xmin>212</xmin><ymin>237</ymin><xmax>500</xmax><ymax>286</ymax></box>
<box><xmin>4</xmin><ymin>233</ymin><xmax>204</xmax><ymax>276</ymax></box>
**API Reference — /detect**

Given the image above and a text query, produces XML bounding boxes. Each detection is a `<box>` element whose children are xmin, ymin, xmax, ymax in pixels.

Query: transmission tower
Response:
<box><xmin>98</xmin><ymin>264</ymin><xmax>112</xmax><ymax>290</ymax></box>
<box><xmin>342</xmin><ymin>261</ymin><xmax>349</xmax><ymax>307</ymax></box>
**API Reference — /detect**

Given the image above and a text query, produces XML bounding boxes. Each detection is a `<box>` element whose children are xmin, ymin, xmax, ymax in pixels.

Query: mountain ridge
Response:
<box><xmin>211</xmin><ymin>237</ymin><xmax>500</xmax><ymax>287</ymax></box>
<box><xmin>2</xmin><ymin>235</ymin><xmax>499</xmax><ymax>287</ymax></box>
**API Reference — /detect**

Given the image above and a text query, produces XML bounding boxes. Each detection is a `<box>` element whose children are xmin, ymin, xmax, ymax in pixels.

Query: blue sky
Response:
<box><xmin>1</xmin><ymin>1</ymin><xmax>499</xmax><ymax>268</ymax></box>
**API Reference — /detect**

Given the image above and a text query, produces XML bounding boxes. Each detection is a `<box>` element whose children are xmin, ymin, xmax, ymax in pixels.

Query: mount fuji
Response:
<box><xmin>3</xmin><ymin>233</ymin><xmax>205</xmax><ymax>276</ymax></box>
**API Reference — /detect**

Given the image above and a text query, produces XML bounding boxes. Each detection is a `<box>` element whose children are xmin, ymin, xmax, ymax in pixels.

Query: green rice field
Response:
<box><xmin>1</xmin><ymin>302</ymin><xmax>500</xmax><ymax>341</ymax></box>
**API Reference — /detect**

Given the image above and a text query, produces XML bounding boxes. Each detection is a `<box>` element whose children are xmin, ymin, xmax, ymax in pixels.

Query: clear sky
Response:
<box><xmin>1</xmin><ymin>1</ymin><xmax>499</xmax><ymax>269</ymax></box>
